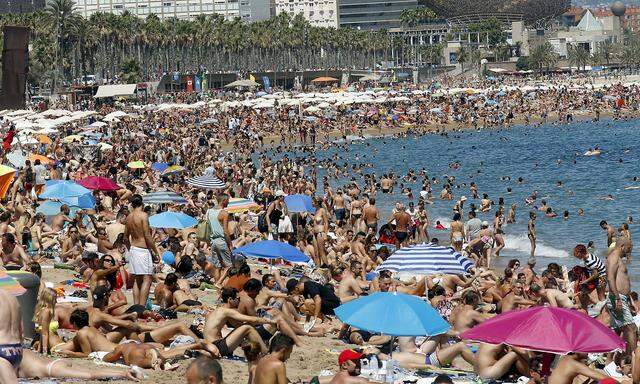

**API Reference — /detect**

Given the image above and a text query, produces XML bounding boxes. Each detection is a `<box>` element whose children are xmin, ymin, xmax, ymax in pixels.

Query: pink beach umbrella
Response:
<box><xmin>460</xmin><ymin>306</ymin><xmax>625</xmax><ymax>354</ymax></box>
<box><xmin>78</xmin><ymin>176</ymin><xmax>121</xmax><ymax>192</ymax></box>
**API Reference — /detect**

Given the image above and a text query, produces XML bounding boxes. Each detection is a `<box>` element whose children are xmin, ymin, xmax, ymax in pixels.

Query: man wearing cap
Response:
<box><xmin>327</xmin><ymin>349</ymin><xmax>375</xmax><ymax>383</ymax></box>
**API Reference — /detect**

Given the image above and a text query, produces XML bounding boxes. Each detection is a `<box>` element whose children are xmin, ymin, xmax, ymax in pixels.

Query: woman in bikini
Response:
<box><xmin>450</xmin><ymin>213</ymin><xmax>465</xmax><ymax>252</ymax></box>
<box><xmin>312</xmin><ymin>197</ymin><xmax>329</xmax><ymax>267</ymax></box>
<box><xmin>493</xmin><ymin>210</ymin><xmax>505</xmax><ymax>258</ymax></box>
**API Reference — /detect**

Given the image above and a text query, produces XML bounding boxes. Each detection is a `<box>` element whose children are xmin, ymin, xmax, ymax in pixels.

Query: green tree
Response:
<box><xmin>468</xmin><ymin>17</ymin><xmax>506</xmax><ymax>47</ymax></box>
<box><xmin>119</xmin><ymin>58</ymin><xmax>142</xmax><ymax>83</ymax></box>
<box><xmin>567</xmin><ymin>44</ymin><xmax>590</xmax><ymax>71</ymax></box>
<box><xmin>529</xmin><ymin>42</ymin><xmax>558</xmax><ymax>74</ymax></box>
<box><xmin>457</xmin><ymin>46</ymin><xmax>468</xmax><ymax>72</ymax></box>
<box><xmin>400</xmin><ymin>7</ymin><xmax>437</xmax><ymax>27</ymax></box>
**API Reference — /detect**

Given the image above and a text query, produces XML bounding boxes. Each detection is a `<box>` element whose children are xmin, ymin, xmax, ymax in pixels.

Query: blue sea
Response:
<box><xmin>284</xmin><ymin>119</ymin><xmax>640</xmax><ymax>284</ymax></box>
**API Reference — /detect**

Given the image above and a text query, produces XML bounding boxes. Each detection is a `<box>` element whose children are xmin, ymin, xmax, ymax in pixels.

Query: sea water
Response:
<box><xmin>292</xmin><ymin>119</ymin><xmax>640</xmax><ymax>284</ymax></box>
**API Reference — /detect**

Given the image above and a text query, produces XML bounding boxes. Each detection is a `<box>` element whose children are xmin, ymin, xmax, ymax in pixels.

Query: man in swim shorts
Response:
<box><xmin>0</xmin><ymin>289</ymin><xmax>23</xmax><ymax>383</ymax></box>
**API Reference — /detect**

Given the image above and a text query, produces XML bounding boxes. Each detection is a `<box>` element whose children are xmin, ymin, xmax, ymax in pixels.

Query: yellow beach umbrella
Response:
<box><xmin>127</xmin><ymin>161</ymin><xmax>146</xmax><ymax>169</ymax></box>
<box><xmin>0</xmin><ymin>165</ymin><xmax>16</xmax><ymax>198</ymax></box>
<box><xmin>62</xmin><ymin>135</ymin><xmax>83</xmax><ymax>143</ymax></box>
<box><xmin>36</xmin><ymin>134</ymin><xmax>53</xmax><ymax>145</ymax></box>
<box><xmin>28</xmin><ymin>154</ymin><xmax>54</xmax><ymax>165</ymax></box>
<box><xmin>163</xmin><ymin>165</ymin><xmax>185</xmax><ymax>174</ymax></box>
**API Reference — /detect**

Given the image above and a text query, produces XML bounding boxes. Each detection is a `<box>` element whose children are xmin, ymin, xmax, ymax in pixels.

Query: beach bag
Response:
<box><xmin>196</xmin><ymin>220</ymin><xmax>211</xmax><ymax>241</ymax></box>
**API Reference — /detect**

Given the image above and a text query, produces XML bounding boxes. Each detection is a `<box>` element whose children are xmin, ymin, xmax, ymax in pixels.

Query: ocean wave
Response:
<box><xmin>503</xmin><ymin>233</ymin><xmax>569</xmax><ymax>258</ymax></box>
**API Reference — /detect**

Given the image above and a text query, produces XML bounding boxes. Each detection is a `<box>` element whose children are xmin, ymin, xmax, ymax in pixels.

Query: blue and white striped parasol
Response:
<box><xmin>186</xmin><ymin>174</ymin><xmax>225</xmax><ymax>189</ymax></box>
<box><xmin>142</xmin><ymin>190</ymin><xmax>188</xmax><ymax>205</ymax></box>
<box><xmin>376</xmin><ymin>243</ymin><xmax>474</xmax><ymax>275</ymax></box>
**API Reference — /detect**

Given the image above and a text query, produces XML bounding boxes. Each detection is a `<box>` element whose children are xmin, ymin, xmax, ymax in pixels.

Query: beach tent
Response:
<box><xmin>335</xmin><ymin>292</ymin><xmax>450</xmax><ymax>337</ymax></box>
<box><xmin>233</xmin><ymin>240</ymin><xmax>309</xmax><ymax>263</ymax></box>
<box><xmin>94</xmin><ymin>84</ymin><xmax>137</xmax><ymax>99</ymax></box>
<box><xmin>0</xmin><ymin>165</ymin><xmax>16</xmax><ymax>198</ymax></box>
<box><xmin>460</xmin><ymin>306</ymin><xmax>624</xmax><ymax>354</ymax></box>
<box><xmin>375</xmin><ymin>243</ymin><xmax>474</xmax><ymax>275</ymax></box>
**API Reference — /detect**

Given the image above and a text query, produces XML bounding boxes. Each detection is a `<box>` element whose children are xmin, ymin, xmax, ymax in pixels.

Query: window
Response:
<box><xmin>163</xmin><ymin>1</ymin><xmax>172</xmax><ymax>5</ymax></box>
<box><xmin>114</xmin><ymin>4</ymin><xmax>123</xmax><ymax>7</ymax></box>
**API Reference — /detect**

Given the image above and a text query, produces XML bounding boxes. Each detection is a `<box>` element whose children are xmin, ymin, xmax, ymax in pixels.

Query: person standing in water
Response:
<box><xmin>528</xmin><ymin>211</ymin><xmax>536</xmax><ymax>262</ymax></box>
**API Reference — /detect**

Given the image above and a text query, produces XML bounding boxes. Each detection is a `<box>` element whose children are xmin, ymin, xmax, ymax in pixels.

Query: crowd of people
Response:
<box><xmin>0</xmin><ymin>73</ymin><xmax>638</xmax><ymax>383</ymax></box>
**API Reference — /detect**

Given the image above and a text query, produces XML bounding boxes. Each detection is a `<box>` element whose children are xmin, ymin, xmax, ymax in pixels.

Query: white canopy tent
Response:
<box><xmin>94</xmin><ymin>84</ymin><xmax>137</xmax><ymax>99</ymax></box>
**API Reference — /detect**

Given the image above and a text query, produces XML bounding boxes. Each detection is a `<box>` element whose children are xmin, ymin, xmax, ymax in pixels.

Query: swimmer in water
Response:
<box><xmin>528</xmin><ymin>211</ymin><xmax>536</xmax><ymax>261</ymax></box>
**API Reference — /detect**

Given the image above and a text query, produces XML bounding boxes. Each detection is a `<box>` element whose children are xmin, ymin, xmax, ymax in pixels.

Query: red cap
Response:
<box><xmin>599</xmin><ymin>379</ymin><xmax>618</xmax><ymax>384</ymax></box>
<box><xmin>338</xmin><ymin>349</ymin><xmax>364</xmax><ymax>365</ymax></box>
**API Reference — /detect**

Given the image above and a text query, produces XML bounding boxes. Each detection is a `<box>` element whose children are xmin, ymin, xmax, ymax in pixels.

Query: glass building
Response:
<box><xmin>338</xmin><ymin>0</ymin><xmax>419</xmax><ymax>30</ymax></box>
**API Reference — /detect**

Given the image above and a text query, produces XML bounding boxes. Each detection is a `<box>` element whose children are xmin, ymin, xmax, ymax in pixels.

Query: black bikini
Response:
<box><xmin>0</xmin><ymin>343</ymin><xmax>23</xmax><ymax>369</ymax></box>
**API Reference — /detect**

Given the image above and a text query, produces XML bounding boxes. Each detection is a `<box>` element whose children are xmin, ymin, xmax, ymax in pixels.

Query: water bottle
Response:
<box><xmin>369</xmin><ymin>355</ymin><xmax>379</xmax><ymax>380</ymax></box>
<box><xmin>386</xmin><ymin>359</ymin><xmax>397</xmax><ymax>383</ymax></box>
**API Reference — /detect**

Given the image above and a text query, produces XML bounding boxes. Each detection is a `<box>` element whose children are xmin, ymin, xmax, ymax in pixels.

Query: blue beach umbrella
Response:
<box><xmin>335</xmin><ymin>292</ymin><xmax>450</xmax><ymax>337</ymax></box>
<box><xmin>284</xmin><ymin>194</ymin><xmax>316</xmax><ymax>213</ymax></box>
<box><xmin>39</xmin><ymin>180</ymin><xmax>91</xmax><ymax>199</ymax></box>
<box><xmin>376</xmin><ymin>243</ymin><xmax>474</xmax><ymax>275</ymax></box>
<box><xmin>149</xmin><ymin>211</ymin><xmax>198</xmax><ymax>229</ymax></box>
<box><xmin>60</xmin><ymin>193</ymin><xmax>96</xmax><ymax>209</ymax></box>
<box><xmin>233</xmin><ymin>240</ymin><xmax>310</xmax><ymax>263</ymax></box>
<box><xmin>151</xmin><ymin>162</ymin><xmax>169</xmax><ymax>172</ymax></box>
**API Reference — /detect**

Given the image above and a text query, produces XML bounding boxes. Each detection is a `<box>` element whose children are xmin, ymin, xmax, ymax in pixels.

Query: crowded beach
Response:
<box><xmin>0</xmin><ymin>72</ymin><xmax>638</xmax><ymax>384</ymax></box>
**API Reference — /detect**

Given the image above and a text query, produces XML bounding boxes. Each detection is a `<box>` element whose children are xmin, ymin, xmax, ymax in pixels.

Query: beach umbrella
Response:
<box><xmin>375</xmin><ymin>243</ymin><xmax>474</xmax><ymax>275</ymax></box>
<box><xmin>36</xmin><ymin>200</ymin><xmax>81</xmax><ymax>217</ymax></box>
<box><xmin>142</xmin><ymin>191</ymin><xmax>188</xmax><ymax>205</ymax></box>
<box><xmin>284</xmin><ymin>194</ymin><xmax>316</xmax><ymax>213</ymax></box>
<box><xmin>6</xmin><ymin>151</ymin><xmax>26</xmax><ymax>168</ymax></box>
<box><xmin>311</xmin><ymin>76</ymin><xmax>339</xmax><ymax>83</ymax></box>
<box><xmin>39</xmin><ymin>180</ymin><xmax>91</xmax><ymax>199</ymax></box>
<box><xmin>60</xmin><ymin>192</ymin><xmax>96</xmax><ymax>209</ymax></box>
<box><xmin>151</xmin><ymin>162</ymin><xmax>169</xmax><ymax>172</ymax></box>
<box><xmin>0</xmin><ymin>165</ymin><xmax>16</xmax><ymax>199</ymax></box>
<box><xmin>97</xmin><ymin>142</ymin><xmax>113</xmax><ymax>151</ymax></box>
<box><xmin>225</xmin><ymin>79</ymin><xmax>259</xmax><ymax>88</ymax></box>
<box><xmin>460</xmin><ymin>306</ymin><xmax>625</xmax><ymax>354</ymax></box>
<box><xmin>149</xmin><ymin>211</ymin><xmax>198</xmax><ymax>229</ymax></box>
<box><xmin>0</xmin><ymin>270</ymin><xmax>26</xmax><ymax>296</ymax></box>
<box><xmin>36</xmin><ymin>134</ymin><xmax>52</xmax><ymax>145</ymax></box>
<box><xmin>186</xmin><ymin>174</ymin><xmax>225</xmax><ymax>189</ymax></box>
<box><xmin>62</xmin><ymin>135</ymin><xmax>83</xmax><ymax>143</ymax></box>
<box><xmin>335</xmin><ymin>292</ymin><xmax>450</xmax><ymax>337</ymax></box>
<box><xmin>163</xmin><ymin>165</ymin><xmax>185</xmax><ymax>174</ymax></box>
<box><xmin>78</xmin><ymin>176</ymin><xmax>120</xmax><ymax>191</ymax></box>
<box><xmin>233</xmin><ymin>240</ymin><xmax>310</xmax><ymax>263</ymax></box>
<box><xmin>28</xmin><ymin>154</ymin><xmax>54</xmax><ymax>165</ymax></box>
<box><xmin>227</xmin><ymin>197</ymin><xmax>261</xmax><ymax>213</ymax></box>
<box><xmin>127</xmin><ymin>160</ymin><xmax>146</xmax><ymax>169</ymax></box>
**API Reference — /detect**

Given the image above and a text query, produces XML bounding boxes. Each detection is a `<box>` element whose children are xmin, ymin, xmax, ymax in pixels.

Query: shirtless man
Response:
<box><xmin>363</xmin><ymin>198</ymin><xmax>379</xmax><ymax>233</ymax></box>
<box><xmin>349</xmin><ymin>232</ymin><xmax>372</xmax><ymax>271</ymax></box>
<box><xmin>103</xmin><ymin>340</ymin><xmax>220</xmax><ymax>370</ymax></box>
<box><xmin>601</xmin><ymin>220</ymin><xmax>617</xmax><ymax>247</ymax></box>
<box><xmin>253</xmin><ymin>334</ymin><xmax>295</xmax><ymax>384</ymax></box>
<box><xmin>333</xmin><ymin>189</ymin><xmax>347</xmax><ymax>225</ymax></box>
<box><xmin>380</xmin><ymin>175</ymin><xmax>393</xmax><ymax>194</ymax></box>
<box><xmin>203</xmin><ymin>287</ymin><xmax>273</xmax><ymax>358</ymax></box>
<box><xmin>329</xmin><ymin>349</ymin><xmax>376</xmax><ymax>384</ymax></box>
<box><xmin>389</xmin><ymin>204</ymin><xmax>411</xmax><ymax>248</ymax></box>
<box><xmin>51</xmin><ymin>204</ymin><xmax>73</xmax><ymax>232</ymax></box>
<box><xmin>337</xmin><ymin>261</ymin><xmax>367</xmax><ymax>302</ymax></box>
<box><xmin>60</xmin><ymin>226</ymin><xmax>82</xmax><ymax>262</ymax></box>
<box><xmin>547</xmin><ymin>354</ymin><xmax>607</xmax><ymax>384</ymax></box>
<box><xmin>160</xmin><ymin>273</ymin><xmax>203</xmax><ymax>311</ymax></box>
<box><xmin>529</xmin><ymin>283</ymin><xmax>575</xmax><ymax>308</ymax></box>
<box><xmin>474</xmin><ymin>343</ymin><xmax>530</xmax><ymax>380</ymax></box>
<box><xmin>0</xmin><ymin>289</ymin><xmax>23</xmax><ymax>383</ymax></box>
<box><xmin>607</xmin><ymin>237</ymin><xmax>636</xmax><ymax>356</ymax></box>
<box><xmin>123</xmin><ymin>194</ymin><xmax>159</xmax><ymax>306</ymax></box>
<box><xmin>449</xmin><ymin>291</ymin><xmax>487</xmax><ymax>332</ymax></box>
<box><xmin>499</xmin><ymin>281</ymin><xmax>536</xmax><ymax>313</ymax></box>
<box><xmin>0</xmin><ymin>233</ymin><xmax>30</xmax><ymax>270</ymax></box>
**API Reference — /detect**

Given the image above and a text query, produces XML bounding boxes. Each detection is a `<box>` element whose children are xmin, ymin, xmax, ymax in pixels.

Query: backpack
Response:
<box><xmin>257</xmin><ymin>212</ymin><xmax>268</xmax><ymax>233</ymax></box>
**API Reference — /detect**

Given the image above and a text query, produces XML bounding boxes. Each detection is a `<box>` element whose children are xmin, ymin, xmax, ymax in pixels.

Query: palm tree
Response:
<box><xmin>457</xmin><ymin>46</ymin><xmax>468</xmax><ymax>72</ymax></box>
<box><xmin>529</xmin><ymin>42</ymin><xmax>558</xmax><ymax>74</ymax></box>
<box><xmin>45</xmin><ymin>0</ymin><xmax>79</xmax><ymax>90</ymax></box>
<box><xmin>567</xmin><ymin>44</ymin><xmax>590</xmax><ymax>72</ymax></box>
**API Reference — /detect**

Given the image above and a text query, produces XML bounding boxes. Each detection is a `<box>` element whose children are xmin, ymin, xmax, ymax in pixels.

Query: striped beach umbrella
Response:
<box><xmin>0</xmin><ymin>270</ymin><xmax>26</xmax><ymax>296</ymax></box>
<box><xmin>186</xmin><ymin>174</ymin><xmax>225</xmax><ymax>189</ymax></box>
<box><xmin>227</xmin><ymin>197</ymin><xmax>261</xmax><ymax>213</ymax></box>
<box><xmin>142</xmin><ymin>190</ymin><xmax>188</xmax><ymax>205</ymax></box>
<box><xmin>376</xmin><ymin>243</ymin><xmax>474</xmax><ymax>275</ymax></box>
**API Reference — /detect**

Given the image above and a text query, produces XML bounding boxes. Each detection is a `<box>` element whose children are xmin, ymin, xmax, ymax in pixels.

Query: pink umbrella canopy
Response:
<box><xmin>460</xmin><ymin>306</ymin><xmax>625</xmax><ymax>354</ymax></box>
<box><xmin>78</xmin><ymin>176</ymin><xmax>121</xmax><ymax>191</ymax></box>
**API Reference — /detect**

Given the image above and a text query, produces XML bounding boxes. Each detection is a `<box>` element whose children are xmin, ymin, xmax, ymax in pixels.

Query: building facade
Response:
<box><xmin>0</xmin><ymin>0</ymin><xmax>45</xmax><ymax>14</ymax></box>
<box><xmin>73</xmin><ymin>0</ymin><xmax>270</xmax><ymax>21</ymax></box>
<box><xmin>274</xmin><ymin>0</ymin><xmax>338</xmax><ymax>28</ymax></box>
<box><xmin>338</xmin><ymin>0</ymin><xmax>419</xmax><ymax>30</ymax></box>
